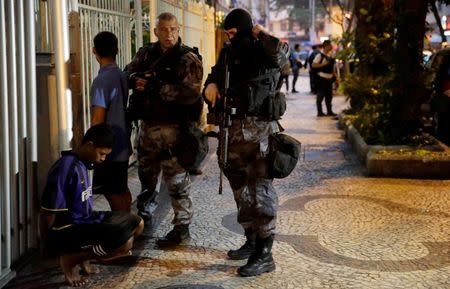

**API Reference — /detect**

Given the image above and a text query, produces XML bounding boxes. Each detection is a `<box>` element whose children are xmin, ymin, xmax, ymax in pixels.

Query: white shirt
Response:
<box><xmin>313</xmin><ymin>51</ymin><xmax>334</xmax><ymax>79</ymax></box>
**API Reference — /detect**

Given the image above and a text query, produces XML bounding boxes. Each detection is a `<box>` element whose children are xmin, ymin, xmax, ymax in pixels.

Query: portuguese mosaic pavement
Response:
<box><xmin>6</xmin><ymin>75</ymin><xmax>450</xmax><ymax>289</ymax></box>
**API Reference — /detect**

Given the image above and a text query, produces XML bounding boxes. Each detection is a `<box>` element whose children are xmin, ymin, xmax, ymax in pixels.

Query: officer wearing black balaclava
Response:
<box><xmin>203</xmin><ymin>9</ymin><xmax>289</xmax><ymax>277</ymax></box>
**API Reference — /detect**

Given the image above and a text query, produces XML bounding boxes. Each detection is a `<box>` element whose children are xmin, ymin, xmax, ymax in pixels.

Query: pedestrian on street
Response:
<box><xmin>203</xmin><ymin>8</ymin><xmax>289</xmax><ymax>277</ymax></box>
<box><xmin>124</xmin><ymin>12</ymin><xmax>204</xmax><ymax>247</ymax></box>
<box><xmin>90</xmin><ymin>31</ymin><xmax>133</xmax><ymax>212</ymax></box>
<box><xmin>280</xmin><ymin>59</ymin><xmax>291</xmax><ymax>93</ymax></box>
<box><xmin>291</xmin><ymin>43</ymin><xmax>302</xmax><ymax>93</ymax></box>
<box><xmin>39</xmin><ymin>124</ymin><xmax>144</xmax><ymax>287</ymax></box>
<box><xmin>307</xmin><ymin>44</ymin><xmax>321</xmax><ymax>94</ymax></box>
<box><xmin>312</xmin><ymin>40</ymin><xmax>337</xmax><ymax>117</ymax></box>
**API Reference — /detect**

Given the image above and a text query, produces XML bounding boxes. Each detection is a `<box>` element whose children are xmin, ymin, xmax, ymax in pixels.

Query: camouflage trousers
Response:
<box><xmin>224</xmin><ymin>118</ymin><xmax>280</xmax><ymax>238</ymax></box>
<box><xmin>137</xmin><ymin>122</ymin><xmax>193</xmax><ymax>226</ymax></box>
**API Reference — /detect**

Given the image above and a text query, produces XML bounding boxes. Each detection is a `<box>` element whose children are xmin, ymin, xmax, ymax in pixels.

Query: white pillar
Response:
<box><xmin>135</xmin><ymin>0</ymin><xmax>143</xmax><ymax>49</ymax></box>
<box><xmin>310</xmin><ymin>0</ymin><xmax>316</xmax><ymax>44</ymax></box>
<box><xmin>25</xmin><ymin>0</ymin><xmax>38</xmax><ymax>249</ymax></box>
<box><xmin>49</xmin><ymin>0</ymin><xmax>72</xmax><ymax>151</ymax></box>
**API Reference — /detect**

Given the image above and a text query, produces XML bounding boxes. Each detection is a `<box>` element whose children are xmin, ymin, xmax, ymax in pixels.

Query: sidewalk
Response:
<box><xmin>6</xmin><ymin>74</ymin><xmax>450</xmax><ymax>289</ymax></box>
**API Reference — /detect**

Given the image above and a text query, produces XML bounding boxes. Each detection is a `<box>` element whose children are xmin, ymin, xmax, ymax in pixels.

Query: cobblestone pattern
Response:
<box><xmin>7</xmin><ymin>75</ymin><xmax>450</xmax><ymax>289</ymax></box>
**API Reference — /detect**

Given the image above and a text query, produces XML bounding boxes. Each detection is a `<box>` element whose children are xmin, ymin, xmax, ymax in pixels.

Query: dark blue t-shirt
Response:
<box><xmin>41</xmin><ymin>151</ymin><xmax>104</xmax><ymax>229</ymax></box>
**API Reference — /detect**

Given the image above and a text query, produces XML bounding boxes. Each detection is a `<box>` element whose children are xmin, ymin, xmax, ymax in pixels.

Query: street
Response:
<box><xmin>7</xmin><ymin>73</ymin><xmax>450</xmax><ymax>289</ymax></box>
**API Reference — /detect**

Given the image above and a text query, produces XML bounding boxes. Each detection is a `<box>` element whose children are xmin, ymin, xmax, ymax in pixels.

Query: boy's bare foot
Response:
<box><xmin>80</xmin><ymin>260</ymin><xmax>100</xmax><ymax>275</ymax></box>
<box><xmin>60</xmin><ymin>254</ymin><xmax>87</xmax><ymax>287</ymax></box>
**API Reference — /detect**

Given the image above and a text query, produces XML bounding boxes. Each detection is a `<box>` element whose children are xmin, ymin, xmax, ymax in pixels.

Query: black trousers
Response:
<box><xmin>316</xmin><ymin>77</ymin><xmax>333</xmax><ymax>114</ymax></box>
<box><xmin>280</xmin><ymin>75</ymin><xmax>289</xmax><ymax>91</ymax></box>
<box><xmin>291</xmin><ymin>69</ymin><xmax>299</xmax><ymax>91</ymax></box>
<box><xmin>309</xmin><ymin>71</ymin><xmax>317</xmax><ymax>94</ymax></box>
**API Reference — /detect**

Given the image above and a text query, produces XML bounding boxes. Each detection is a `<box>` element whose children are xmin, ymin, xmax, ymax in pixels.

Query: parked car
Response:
<box><xmin>423</xmin><ymin>48</ymin><xmax>450</xmax><ymax>142</ymax></box>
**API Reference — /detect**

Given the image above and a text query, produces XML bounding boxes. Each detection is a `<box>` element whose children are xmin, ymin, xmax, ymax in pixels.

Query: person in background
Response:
<box><xmin>312</xmin><ymin>40</ymin><xmax>337</xmax><ymax>117</ymax></box>
<box><xmin>290</xmin><ymin>43</ymin><xmax>302</xmax><ymax>93</ymax></box>
<box><xmin>280</xmin><ymin>60</ymin><xmax>291</xmax><ymax>93</ymax></box>
<box><xmin>90</xmin><ymin>31</ymin><xmax>132</xmax><ymax>212</ymax></box>
<box><xmin>307</xmin><ymin>44</ymin><xmax>321</xmax><ymax>94</ymax></box>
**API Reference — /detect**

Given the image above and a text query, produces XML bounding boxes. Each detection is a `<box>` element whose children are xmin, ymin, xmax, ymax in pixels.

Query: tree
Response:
<box><xmin>354</xmin><ymin>0</ymin><xmax>395</xmax><ymax>77</ymax></box>
<box><xmin>389</xmin><ymin>0</ymin><xmax>429</xmax><ymax>138</ymax></box>
<box><xmin>390</xmin><ymin>0</ymin><xmax>450</xmax><ymax>139</ymax></box>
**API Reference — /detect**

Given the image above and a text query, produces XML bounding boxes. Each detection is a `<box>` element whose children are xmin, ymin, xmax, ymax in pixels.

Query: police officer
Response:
<box><xmin>124</xmin><ymin>12</ymin><xmax>203</xmax><ymax>247</ymax></box>
<box><xmin>203</xmin><ymin>8</ymin><xmax>289</xmax><ymax>276</ymax></box>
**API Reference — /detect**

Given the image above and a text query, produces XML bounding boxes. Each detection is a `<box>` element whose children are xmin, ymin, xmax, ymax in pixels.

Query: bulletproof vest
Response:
<box><xmin>225</xmin><ymin>44</ymin><xmax>282</xmax><ymax>120</ymax></box>
<box><xmin>141</xmin><ymin>41</ymin><xmax>203</xmax><ymax>124</ymax></box>
<box><xmin>320</xmin><ymin>53</ymin><xmax>335</xmax><ymax>74</ymax></box>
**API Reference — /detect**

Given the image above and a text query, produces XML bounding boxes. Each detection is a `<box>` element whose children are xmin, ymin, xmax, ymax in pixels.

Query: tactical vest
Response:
<box><xmin>133</xmin><ymin>41</ymin><xmax>203</xmax><ymax>124</ymax></box>
<box><xmin>225</xmin><ymin>46</ymin><xmax>285</xmax><ymax>121</ymax></box>
<box><xmin>319</xmin><ymin>53</ymin><xmax>335</xmax><ymax>74</ymax></box>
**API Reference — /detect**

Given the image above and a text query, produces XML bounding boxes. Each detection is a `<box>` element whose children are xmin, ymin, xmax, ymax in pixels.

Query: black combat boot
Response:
<box><xmin>227</xmin><ymin>229</ymin><xmax>256</xmax><ymax>260</ymax></box>
<box><xmin>156</xmin><ymin>224</ymin><xmax>190</xmax><ymax>247</ymax></box>
<box><xmin>237</xmin><ymin>235</ymin><xmax>275</xmax><ymax>277</ymax></box>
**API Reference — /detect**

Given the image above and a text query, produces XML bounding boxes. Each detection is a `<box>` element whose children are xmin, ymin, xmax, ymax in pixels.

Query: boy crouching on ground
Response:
<box><xmin>39</xmin><ymin>124</ymin><xmax>144</xmax><ymax>287</ymax></box>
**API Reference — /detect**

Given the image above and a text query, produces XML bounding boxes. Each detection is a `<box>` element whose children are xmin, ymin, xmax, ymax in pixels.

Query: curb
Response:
<box><xmin>339</xmin><ymin>115</ymin><xmax>450</xmax><ymax>179</ymax></box>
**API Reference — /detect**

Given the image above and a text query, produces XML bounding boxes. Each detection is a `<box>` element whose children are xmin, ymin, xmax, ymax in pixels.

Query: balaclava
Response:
<box><xmin>224</xmin><ymin>9</ymin><xmax>254</xmax><ymax>60</ymax></box>
<box><xmin>224</xmin><ymin>8</ymin><xmax>253</xmax><ymax>33</ymax></box>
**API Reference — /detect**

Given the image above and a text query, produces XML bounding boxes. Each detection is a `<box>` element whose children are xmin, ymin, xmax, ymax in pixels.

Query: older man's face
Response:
<box><xmin>154</xmin><ymin>18</ymin><xmax>179</xmax><ymax>51</ymax></box>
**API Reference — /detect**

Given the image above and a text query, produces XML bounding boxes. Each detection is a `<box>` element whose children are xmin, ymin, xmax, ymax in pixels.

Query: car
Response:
<box><xmin>423</xmin><ymin>48</ymin><xmax>450</xmax><ymax>139</ymax></box>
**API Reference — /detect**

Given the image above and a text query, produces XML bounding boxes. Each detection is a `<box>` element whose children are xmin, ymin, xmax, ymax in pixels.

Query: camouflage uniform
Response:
<box><xmin>204</xmin><ymin>33</ymin><xmax>289</xmax><ymax>239</ymax></box>
<box><xmin>226</xmin><ymin>118</ymin><xmax>280</xmax><ymax>238</ymax></box>
<box><xmin>125</xmin><ymin>39</ymin><xmax>203</xmax><ymax>226</ymax></box>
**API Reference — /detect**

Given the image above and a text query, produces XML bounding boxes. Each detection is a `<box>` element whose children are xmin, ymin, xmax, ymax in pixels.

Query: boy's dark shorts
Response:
<box><xmin>47</xmin><ymin>211</ymin><xmax>141</xmax><ymax>255</ymax></box>
<box><xmin>93</xmin><ymin>161</ymin><xmax>129</xmax><ymax>195</ymax></box>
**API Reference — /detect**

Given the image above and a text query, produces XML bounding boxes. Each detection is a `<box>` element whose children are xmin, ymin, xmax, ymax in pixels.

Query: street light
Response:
<box><xmin>309</xmin><ymin>0</ymin><xmax>316</xmax><ymax>44</ymax></box>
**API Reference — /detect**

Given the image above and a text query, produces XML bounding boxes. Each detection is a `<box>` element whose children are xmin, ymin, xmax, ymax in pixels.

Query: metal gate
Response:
<box><xmin>73</xmin><ymin>0</ymin><xmax>141</xmax><ymax>135</ymax></box>
<box><xmin>0</xmin><ymin>0</ymin><xmax>38</xmax><ymax>283</ymax></box>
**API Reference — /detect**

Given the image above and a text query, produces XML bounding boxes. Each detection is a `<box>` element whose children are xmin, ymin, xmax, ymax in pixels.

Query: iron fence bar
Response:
<box><xmin>0</xmin><ymin>0</ymin><xmax>10</xmax><ymax>276</ymax></box>
<box><xmin>25</xmin><ymin>0</ymin><xmax>38</xmax><ymax>250</ymax></box>
<box><xmin>6</xmin><ymin>0</ymin><xmax>19</xmax><ymax>264</ymax></box>
<box><xmin>16</xmin><ymin>0</ymin><xmax>28</xmax><ymax>257</ymax></box>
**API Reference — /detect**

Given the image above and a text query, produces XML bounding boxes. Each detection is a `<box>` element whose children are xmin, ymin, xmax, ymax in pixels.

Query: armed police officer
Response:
<box><xmin>124</xmin><ymin>12</ymin><xmax>203</xmax><ymax>247</ymax></box>
<box><xmin>203</xmin><ymin>9</ymin><xmax>289</xmax><ymax>277</ymax></box>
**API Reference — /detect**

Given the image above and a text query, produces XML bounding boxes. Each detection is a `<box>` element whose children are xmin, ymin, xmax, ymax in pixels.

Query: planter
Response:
<box><xmin>339</xmin><ymin>115</ymin><xmax>450</xmax><ymax>179</ymax></box>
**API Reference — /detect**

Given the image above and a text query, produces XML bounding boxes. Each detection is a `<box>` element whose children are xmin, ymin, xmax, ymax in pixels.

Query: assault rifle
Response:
<box><xmin>206</xmin><ymin>52</ymin><xmax>235</xmax><ymax>194</ymax></box>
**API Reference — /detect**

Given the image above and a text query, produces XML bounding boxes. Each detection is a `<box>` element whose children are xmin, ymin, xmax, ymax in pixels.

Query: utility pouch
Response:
<box><xmin>262</xmin><ymin>91</ymin><xmax>286</xmax><ymax>120</ymax></box>
<box><xmin>268</xmin><ymin>133</ymin><xmax>301</xmax><ymax>179</ymax></box>
<box><xmin>174</xmin><ymin>124</ymin><xmax>209</xmax><ymax>171</ymax></box>
<box><xmin>245</xmin><ymin>82</ymin><xmax>271</xmax><ymax>115</ymax></box>
<box><xmin>127</xmin><ymin>91</ymin><xmax>151</xmax><ymax>121</ymax></box>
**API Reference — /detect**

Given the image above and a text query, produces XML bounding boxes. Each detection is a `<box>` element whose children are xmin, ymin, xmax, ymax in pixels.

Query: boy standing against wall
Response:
<box><xmin>91</xmin><ymin>31</ymin><xmax>132</xmax><ymax>211</ymax></box>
